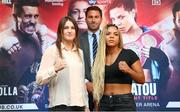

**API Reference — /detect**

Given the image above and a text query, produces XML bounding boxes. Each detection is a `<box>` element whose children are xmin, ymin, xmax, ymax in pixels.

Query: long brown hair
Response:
<box><xmin>56</xmin><ymin>16</ymin><xmax>81</xmax><ymax>60</ymax></box>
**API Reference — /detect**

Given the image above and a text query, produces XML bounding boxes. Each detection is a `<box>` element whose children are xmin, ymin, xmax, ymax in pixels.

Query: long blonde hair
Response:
<box><xmin>92</xmin><ymin>24</ymin><xmax>123</xmax><ymax>103</ymax></box>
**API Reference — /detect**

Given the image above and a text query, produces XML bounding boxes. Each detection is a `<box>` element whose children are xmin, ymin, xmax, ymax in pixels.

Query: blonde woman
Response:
<box><xmin>36</xmin><ymin>16</ymin><xmax>88</xmax><ymax>111</ymax></box>
<box><xmin>92</xmin><ymin>24</ymin><xmax>145</xmax><ymax>111</ymax></box>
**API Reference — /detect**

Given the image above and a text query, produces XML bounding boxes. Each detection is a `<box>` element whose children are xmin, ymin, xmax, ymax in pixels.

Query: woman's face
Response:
<box><xmin>106</xmin><ymin>26</ymin><xmax>120</xmax><ymax>47</ymax></box>
<box><xmin>63</xmin><ymin>20</ymin><xmax>76</xmax><ymax>42</ymax></box>
<box><xmin>175</xmin><ymin>11</ymin><xmax>180</xmax><ymax>32</ymax></box>
<box><xmin>71</xmin><ymin>1</ymin><xmax>90</xmax><ymax>30</ymax></box>
<box><xmin>109</xmin><ymin>7</ymin><xmax>135</xmax><ymax>33</ymax></box>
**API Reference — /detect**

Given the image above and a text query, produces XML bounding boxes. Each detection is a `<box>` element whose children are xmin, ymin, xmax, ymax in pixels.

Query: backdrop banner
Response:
<box><xmin>0</xmin><ymin>0</ymin><xmax>180</xmax><ymax>111</ymax></box>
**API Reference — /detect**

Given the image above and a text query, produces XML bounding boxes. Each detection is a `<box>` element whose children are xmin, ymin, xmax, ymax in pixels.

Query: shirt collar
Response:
<box><xmin>61</xmin><ymin>42</ymin><xmax>77</xmax><ymax>51</ymax></box>
<box><xmin>88</xmin><ymin>29</ymin><xmax>101</xmax><ymax>37</ymax></box>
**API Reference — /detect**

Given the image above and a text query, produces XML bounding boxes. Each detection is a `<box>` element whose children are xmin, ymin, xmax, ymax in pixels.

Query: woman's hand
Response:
<box><xmin>119</xmin><ymin>60</ymin><xmax>145</xmax><ymax>84</ymax></box>
<box><xmin>86</xmin><ymin>82</ymin><xmax>93</xmax><ymax>93</ymax></box>
<box><xmin>84</xmin><ymin>107</ymin><xmax>90</xmax><ymax>112</ymax></box>
<box><xmin>118</xmin><ymin>61</ymin><xmax>131</xmax><ymax>73</ymax></box>
<box><xmin>54</xmin><ymin>58</ymin><xmax>66</xmax><ymax>73</ymax></box>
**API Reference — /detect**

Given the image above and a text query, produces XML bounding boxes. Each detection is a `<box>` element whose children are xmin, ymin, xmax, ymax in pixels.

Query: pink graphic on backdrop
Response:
<box><xmin>124</xmin><ymin>30</ymin><xmax>163</xmax><ymax>65</ymax></box>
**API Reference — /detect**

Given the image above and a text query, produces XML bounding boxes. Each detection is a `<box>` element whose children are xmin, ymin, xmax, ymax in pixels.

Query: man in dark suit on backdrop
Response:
<box><xmin>79</xmin><ymin>6</ymin><xmax>102</xmax><ymax>111</ymax></box>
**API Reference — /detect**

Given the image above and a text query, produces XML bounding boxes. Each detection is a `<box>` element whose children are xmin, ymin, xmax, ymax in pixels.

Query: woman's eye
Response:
<box><xmin>64</xmin><ymin>26</ymin><xmax>69</xmax><ymax>29</ymax></box>
<box><xmin>106</xmin><ymin>32</ymin><xmax>110</xmax><ymax>35</ymax></box>
<box><xmin>114</xmin><ymin>33</ymin><xmax>119</xmax><ymax>36</ymax></box>
<box><xmin>72</xmin><ymin>10</ymin><xmax>79</xmax><ymax>14</ymax></box>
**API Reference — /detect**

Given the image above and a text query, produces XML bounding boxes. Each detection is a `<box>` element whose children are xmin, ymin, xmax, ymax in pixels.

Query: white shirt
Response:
<box><xmin>36</xmin><ymin>43</ymin><xmax>88</xmax><ymax>108</ymax></box>
<box><xmin>88</xmin><ymin>29</ymin><xmax>101</xmax><ymax>66</ymax></box>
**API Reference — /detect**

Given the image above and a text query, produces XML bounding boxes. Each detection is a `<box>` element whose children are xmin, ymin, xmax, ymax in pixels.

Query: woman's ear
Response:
<box><xmin>131</xmin><ymin>9</ymin><xmax>136</xmax><ymax>18</ymax></box>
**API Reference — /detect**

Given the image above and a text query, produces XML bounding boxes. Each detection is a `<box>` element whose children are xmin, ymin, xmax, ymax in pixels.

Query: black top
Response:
<box><xmin>105</xmin><ymin>49</ymin><xmax>139</xmax><ymax>84</ymax></box>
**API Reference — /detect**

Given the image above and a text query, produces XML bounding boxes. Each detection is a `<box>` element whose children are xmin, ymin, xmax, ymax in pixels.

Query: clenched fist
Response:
<box><xmin>54</xmin><ymin>58</ymin><xmax>66</xmax><ymax>73</ymax></box>
<box><xmin>118</xmin><ymin>61</ymin><xmax>130</xmax><ymax>73</ymax></box>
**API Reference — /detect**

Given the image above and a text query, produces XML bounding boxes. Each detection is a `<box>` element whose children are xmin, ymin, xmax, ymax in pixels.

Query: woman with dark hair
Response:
<box><xmin>36</xmin><ymin>16</ymin><xmax>88</xmax><ymax>111</ymax></box>
<box><xmin>92</xmin><ymin>24</ymin><xmax>145</xmax><ymax>111</ymax></box>
<box><xmin>68</xmin><ymin>0</ymin><xmax>90</xmax><ymax>32</ymax></box>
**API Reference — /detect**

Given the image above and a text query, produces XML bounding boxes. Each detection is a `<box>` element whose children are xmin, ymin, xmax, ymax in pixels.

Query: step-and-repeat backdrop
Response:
<box><xmin>0</xmin><ymin>0</ymin><xmax>180</xmax><ymax>111</ymax></box>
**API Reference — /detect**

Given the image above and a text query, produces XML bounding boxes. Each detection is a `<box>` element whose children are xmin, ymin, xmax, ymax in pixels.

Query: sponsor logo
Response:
<box><xmin>152</xmin><ymin>0</ymin><xmax>161</xmax><ymax>5</ymax></box>
<box><xmin>45</xmin><ymin>0</ymin><xmax>66</xmax><ymax>6</ymax></box>
<box><xmin>88</xmin><ymin>0</ymin><xmax>96</xmax><ymax>5</ymax></box>
<box><xmin>1</xmin><ymin>0</ymin><xmax>11</xmax><ymax>4</ymax></box>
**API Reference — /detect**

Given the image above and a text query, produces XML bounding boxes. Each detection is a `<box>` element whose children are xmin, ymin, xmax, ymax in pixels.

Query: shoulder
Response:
<box><xmin>79</xmin><ymin>31</ymin><xmax>88</xmax><ymax>38</ymax></box>
<box><xmin>78</xmin><ymin>48</ymin><xmax>83</xmax><ymax>55</ymax></box>
<box><xmin>140</xmin><ymin>25</ymin><xmax>151</xmax><ymax>32</ymax></box>
<box><xmin>44</xmin><ymin>43</ymin><xmax>57</xmax><ymax>54</ymax></box>
<box><xmin>123</xmin><ymin>48</ymin><xmax>134</xmax><ymax>53</ymax></box>
<box><xmin>123</xmin><ymin>49</ymin><xmax>138</xmax><ymax>56</ymax></box>
<box><xmin>122</xmin><ymin>49</ymin><xmax>139</xmax><ymax>64</ymax></box>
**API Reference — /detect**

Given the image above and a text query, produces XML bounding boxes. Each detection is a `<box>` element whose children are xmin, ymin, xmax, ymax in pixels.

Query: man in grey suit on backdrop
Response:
<box><xmin>79</xmin><ymin>6</ymin><xmax>102</xmax><ymax>111</ymax></box>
